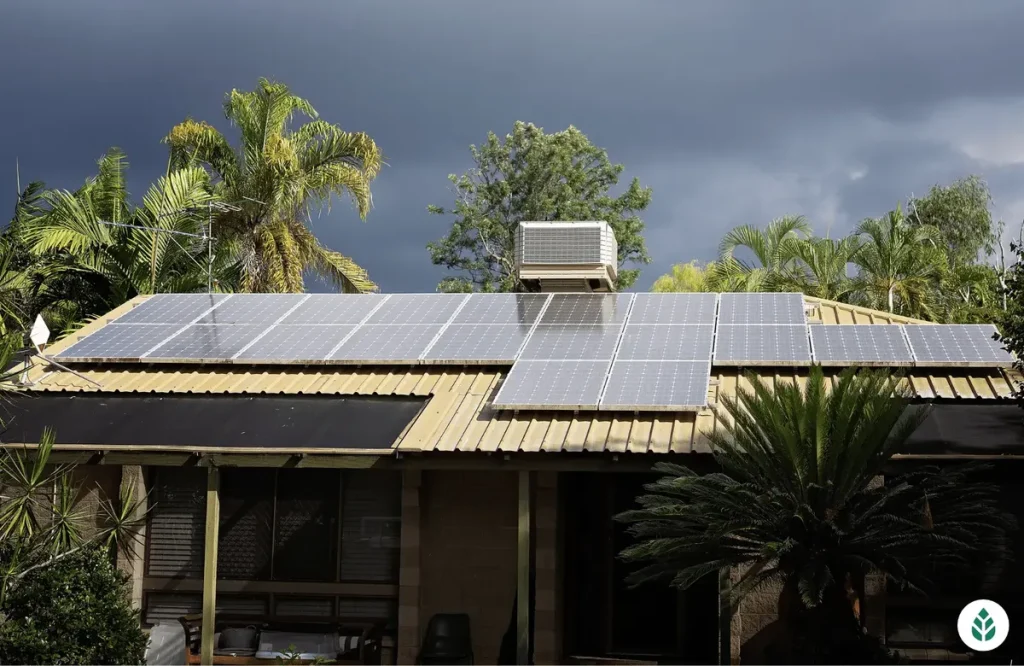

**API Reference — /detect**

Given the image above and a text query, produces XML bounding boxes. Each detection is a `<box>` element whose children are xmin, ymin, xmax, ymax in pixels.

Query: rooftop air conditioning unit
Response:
<box><xmin>516</xmin><ymin>221</ymin><xmax>618</xmax><ymax>292</ymax></box>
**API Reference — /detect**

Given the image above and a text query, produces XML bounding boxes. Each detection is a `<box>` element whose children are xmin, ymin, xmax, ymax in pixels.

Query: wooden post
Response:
<box><xmin>517</xmin><ymin>470</ymin><xmax>531</xmax><ymax>666</ymax></box>
<box><xmin>200</xmin><ymin>467</ymin><xmax>220</xmax><ymax>666</ymax></box>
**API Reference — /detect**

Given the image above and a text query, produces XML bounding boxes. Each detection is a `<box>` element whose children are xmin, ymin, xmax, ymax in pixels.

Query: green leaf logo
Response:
<box><xmin>971</xmin><ymin>608</ymin><xmax>997</xmax><ymax>642</ymax></box>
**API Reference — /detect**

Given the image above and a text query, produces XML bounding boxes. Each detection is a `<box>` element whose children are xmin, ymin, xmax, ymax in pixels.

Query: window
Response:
<box><xmin>144</xmin><ymin>467</ymin><xmax>402</xmax><ymax>625</ymax></box>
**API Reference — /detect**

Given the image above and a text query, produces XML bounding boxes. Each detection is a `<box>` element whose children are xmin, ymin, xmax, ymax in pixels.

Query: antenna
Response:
<box><xmin>98</xmin><ymin>197</ymin><xmax>263</xmax><ymax>293</ymax></box>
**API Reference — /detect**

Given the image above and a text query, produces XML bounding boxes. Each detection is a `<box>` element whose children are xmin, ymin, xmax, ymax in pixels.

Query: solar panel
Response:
<box><xmin>421</xmin><ymin>324</ymin><xmax>530</xmax><ymax>364</ymax></box>
<box><xmin>714</xmin><ymin>324</ymin><xmax>811</xmax><ymax>365</ymax></box>
<box><xmin>233</xmin><ymin>325</ymin><xmax>355</xmax><ymax>363</ymax></box>
<box><xmin>451</xmin><ymin>294</ymin><xmax>549</xmax><ymax>325</ymax></box>
<box><xmin>194</xmin><ymin>294</ymin><xmax>305</xmax><ymax>325</ymax></box>
<box><xmin>810</xmin><ymin>325</ymin><xmax>914</xmax><ymax>366</ymax></box>
<box><xmin>491</xmin><ymin>360</ymin><xmax>611</xmax><ymax>410</ymax></box>
<box><xmin>145</xmin><ymin>324</ymin><xmax>267</xmax><ymax>361</ymax></box>
<box><xmin>599</xmin><ymin>361</ymin><xmax>711</xmax><ymax>411</ymax></box>
<box><xmin>539</xmin><ymin>293</ymin><xmax>632</xmax><ymax>324</ymax></box>
<box><xmin>365</xmin><ymin>294</ymin><xmax>468</xmax><ymax>325</ymax></box>
<box><xmin>330</xmin><ymin>324</ymin><xmax>442</xmax><ymax>363</ymax></box>
<box><xmin>717</xmin><ymin>293</ymin><xmax>806</xmax><ymax>325</ymax></box>
<box><xmin>278</xmin><ymin>294</ymin><xmax>385</xmax><ymax>325</ymax></box>
<box><xmin>616</xmin><ymin>325</ymin><xmax>714</xmax><ymax>361</ymax></box>
<box><xmin>627</xmin><ymin>293</ymin><xmax>717</xmax><ymax>325</ymax></box>
<box><xmin>518</xmin><ymin>325</ymin><xmax>623</xmax><ymax>360</ymax></box>
<box><xmin>113</xmin><ymin>293</ymin><xmax>231</xmax><ymax>324</ymax></box>
<box><xmin>56</xmin><ymin>324</ymin><xmax>184</xmax><ymax>361</ymax></box>
<box><xmin>904</xmin><ymin>324</ymin><xmax>1013</xmax><ymax>367</ymax></box>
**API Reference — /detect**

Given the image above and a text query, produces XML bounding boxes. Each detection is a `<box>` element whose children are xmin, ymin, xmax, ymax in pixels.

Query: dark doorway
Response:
<box><xmin>562</xmin><ymin>472</ymin><xmax>719</xmax><ymax>664</ymax></box>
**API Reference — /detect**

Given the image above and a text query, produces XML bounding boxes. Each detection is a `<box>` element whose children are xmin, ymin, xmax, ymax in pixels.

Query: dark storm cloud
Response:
<box><xmin>3</xmin><ymin>0</ymin><xmax>1024</xmax><ymax>291</ymax></box>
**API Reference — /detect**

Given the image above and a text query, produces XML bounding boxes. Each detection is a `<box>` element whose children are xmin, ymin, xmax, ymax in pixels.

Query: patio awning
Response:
<box><xmin>0</xmin><ymin>392</ymin><xmax>427</xmax><ymax>454</ymax></box>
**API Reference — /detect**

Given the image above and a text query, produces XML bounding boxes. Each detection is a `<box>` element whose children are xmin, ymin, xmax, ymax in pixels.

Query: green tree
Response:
<box><xmin>618</xmin><ymin>366</ymin><xmax>1013</xmax><ymax>663</ymax></box>
<box><xmin>908</xmin><ymin>176</ymin><xmax>998</xmax><ymax>267</ymax></box>
<box><xmin>852</xmin><ymin>207</ymin><xmax>946</xmax><ymax>318</ymax></box>
<box><xmin>18</xmin><ymin>149</ymin><xmax>231</xmax><ymax>335</ymax></box>
<box><xmin>651</xmin><ymin>260</ymin><xmax>717</xmax><ymax>292</ymax></box>
<box><xmin>997</xmin><ymin>242</ymin><xmax>1024</xmax><ymax>403</ymax></box>
<box><xmin>165</xmin><ymin>77</ymin><xmax>383</xmax><ymax>293</ymax></box>
<box><xmin>428</xmin><ymin>121</ymin><xmax>651</xmax><ymax>292</ymax></box>
<box><xmin>0</xmin><ymin>546</ymin><xmax>147</xmax><ymax>665</ymax></box>
<box><xmin>715</xmin><ymin>215</ymin><xmax>811</xmax><ymax>292</ymax></box>
<box><xmin>787</xmin><ymin>236</ymin><xmax>860</xmax><ymax>301</ymax></box>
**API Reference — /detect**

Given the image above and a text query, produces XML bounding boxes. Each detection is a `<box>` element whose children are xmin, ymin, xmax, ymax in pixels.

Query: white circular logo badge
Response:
<box><xmin>958</xmin><ymin>599</ymin><xmax>1009</xmax><ymax>651</ymax></box>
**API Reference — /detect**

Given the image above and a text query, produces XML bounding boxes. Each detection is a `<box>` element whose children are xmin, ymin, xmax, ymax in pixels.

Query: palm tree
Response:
<box><xmin>716</xmin><ymin>215</ymin><xmax>811</xmax><ymax>291</ymax></box>
<box><xmin>787</xmin><ymin>236</ymin><xmax>860</xmax><ymax>301</ymax></box>
<box><xmin>618</xmin><ymin>366</ymin><xmax>1013</xmax><ymax>662</ymax></box>
<box><xmin>164</xmin><ymin>78</ymin><xmax>384</xmax><ymax>293</ymax></box>
<box><xmin>852</xmin><ymin>207</ymin><xmax>946</xmax><ymax>318</ymax></box>
<box><xmin>18</xmin><ymin>149</ymin><xmax>230</xmax><ymax>335</ymax></box>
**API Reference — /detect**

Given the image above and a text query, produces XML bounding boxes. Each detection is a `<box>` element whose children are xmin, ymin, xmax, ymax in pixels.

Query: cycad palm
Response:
<box><xmin>164</xmin><ymin>78</ymin><xmax>383</xmax><ymax>293</ymax></box>
<box><xmin>717</xmin><ymin>215</ymin><xmax>811</xmax><ymax>291</ymax></box>
<box><xmin>618</xmin><ymin>367</ymin><xmax>1012</xmax><ymax>657</ymax></box>
<box><xmin>853</xmin><ymin>207</ymin><xmax>945</xmax><ymax>318</ymax></box>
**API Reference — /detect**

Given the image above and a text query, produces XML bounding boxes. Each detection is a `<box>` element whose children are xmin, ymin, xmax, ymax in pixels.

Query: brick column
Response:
<box><xmin>116</xmin><ymin>465</ymin><xmax>148</xmax><ymax>610</ymax></box>
<box><xmin>396</xmin><ymin>470</ymin><xmax>422</xmax><ymax>665</ymax></box>
<box><xmin>534</xmin><ymin>472</ymin><xmax>559</xmax><ymax>665</ymax></box>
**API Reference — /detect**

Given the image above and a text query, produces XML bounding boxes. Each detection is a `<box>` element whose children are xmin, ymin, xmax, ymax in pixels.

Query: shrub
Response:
<box><xmin>0</xmin><ymin>545</ymin><xmax>147</xmax><ymax>665</ymax></box>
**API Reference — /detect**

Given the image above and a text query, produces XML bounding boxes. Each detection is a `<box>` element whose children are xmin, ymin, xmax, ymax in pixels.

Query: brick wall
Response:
<box><xmin>418</xmin><ymin>470</ymin><xmax>519</xmax><ymax>665</ymax></box>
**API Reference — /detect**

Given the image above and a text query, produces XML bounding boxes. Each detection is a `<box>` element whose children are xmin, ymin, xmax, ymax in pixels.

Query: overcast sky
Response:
<box><xmin>4</xmin><ymin>0</ymin><xmax>1024</xmax><ymax>292</ymax></box>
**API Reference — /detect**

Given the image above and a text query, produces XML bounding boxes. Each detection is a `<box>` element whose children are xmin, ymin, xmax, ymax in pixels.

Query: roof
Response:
<box><xmin>21</xmin><ymin>295</ymin><xmax>1021</xmax><ymax>455</ymax></box>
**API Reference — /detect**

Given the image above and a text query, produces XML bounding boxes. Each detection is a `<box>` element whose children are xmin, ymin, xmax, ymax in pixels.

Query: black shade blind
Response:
<box><xmin>218</xmin><ymin>468</ymin><xmax>275</xmax><ymax>580</ymax></box>
<box><xmin>340</xmin><ymin>471</ymin><xmax>402</xmax><ymax>582</ymax></box>
<box><xmin>147</xmin><ymin>468</ymin><xmax>206</xmax><ymax>577</ymax></box>
<box><xmin>273</xmin><ymin>469</ymin><xmax>340</xmax><ymax>581</ymax></box>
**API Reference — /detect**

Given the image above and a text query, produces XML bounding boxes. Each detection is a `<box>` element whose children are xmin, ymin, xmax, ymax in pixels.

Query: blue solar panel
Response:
<box><xmin>491</xmin><ymin>360</ymin><xmax>611</xmax><ymax>410</ymax></box>
<box><xmin>114</xmin><ymin>293</ymin><xmax>231</xmax><ymax>324</ymax></box>
<box><xmin>452</xmin><ymin>294</ymin><xmax>549</xmax><ymax>325</ymax></box>
<box><xmin>717</xmin><ymin>293</ymin><xmax>806</xmax><ymax>325</ymax></box>
<box><xmin>627</xmin><ymin>293</ymin><xmax>717</xmax><ymax>324</ymax></box>
<box><xmin>365</xmin><ymin>294</ymin><xmax>468</xmax><ymax>325</ymax></box>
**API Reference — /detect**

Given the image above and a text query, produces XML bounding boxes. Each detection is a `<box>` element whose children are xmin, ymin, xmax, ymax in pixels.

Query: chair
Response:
<box><xmin>417</xmin><ymin>613</ymin><xmax>473</xmax><ymax>665</ymax></box>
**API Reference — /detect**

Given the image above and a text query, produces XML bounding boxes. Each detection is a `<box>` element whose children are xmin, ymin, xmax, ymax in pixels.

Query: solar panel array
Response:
<box><xmin>53</xmin><ymin>292</ymin><xmax>1015</xmax><ymax>412</ymax></box>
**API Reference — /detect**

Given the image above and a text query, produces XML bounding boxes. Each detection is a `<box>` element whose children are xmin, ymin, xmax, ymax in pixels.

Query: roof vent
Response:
<box><xmin>516</xmin><ymin>221</ymin><xmax>618</xmax><ymax>292</ymax></box>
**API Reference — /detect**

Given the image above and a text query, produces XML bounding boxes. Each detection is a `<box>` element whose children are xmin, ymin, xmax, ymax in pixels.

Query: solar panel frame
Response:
<box><xmin>328</xmin><ymin>324</ymin><xmax>444</xmax><ymax>364</ymax></box>
<box><xmin>626</xmin><ymin>293</ymin><xmax>718</xmax><ymax>325</ymax></box>
<box><xmin>518</xmin><ymin>324</ymin><xmax>624</xmax><ymax>361</ymax></box>
<box><xmin>277</xmin><ymin>294</ymin><xmax>387</xmax><ymax>325</ymax></box>
<box><xmin>55</xmin><ymin>324</ymin><xmax>186</xmax><ymax>362</ymax></box>
<box><xmin>364</xmin><ymin>293</ymin><xmax>469</xmax><ymax>325</ymax></box>
<box><xmin>193</xmin><ymin>294</ymin><xmax>306</xmax><ymax>325</ymax></box>
<box><xmin>420</xmin><ymin>324</ymin><xmax>532</xmax><ymax>365</ymax></box>
<box><xmin>599</xmin><ymin>360</ymin><xmax>711</xmax><ymax>412</ymax></box>
<box><xmin>903</xmin><ymin>324</ymin><xmax>1013</xmax><ymax>367</ymax></box>
<box><xmin>112</xmin><ymin>293</ymin><xmax>232</xmax><ymax>324</ymax></box>
<box><xmin>538</xmin><ymin>293</ymin><xmax>633</xmax><ymax>324</ymax></box>
<box><xmin>232</xmin><ymin>325</ymin><xmax>356</xmax><ymax>364</ymax></box>
<box><xmin>615</xmin><ymin>324</ymin><xmax>714</xmax><ymax>361</ymax></box>
<box><xmin>491</xmin><ymin>360</ymin><xmax>612</xmax><ymax>410</ymax></box>
<box><xmin>451</xmin><ymin>293</ymin><xmax>551</xmax><ymax>325</ymax></box>
<box><xmin>713</xmin><ymin>324</ymin><xmax>812</xmax><ymax>366</ymax></box>
<box><xmin>717</xmin><ymin>292</ymin><xmax>807</xmax><ymax>325</ymax></box>
<box><xmin>809</xmin><ymin>325</ymin><xmax>915</xmax><ymax>367</ymax></box>
<box><xmin>143</xmin><ymin>324</ymin><xmax>268</xmax><ymax>363</ymax></box>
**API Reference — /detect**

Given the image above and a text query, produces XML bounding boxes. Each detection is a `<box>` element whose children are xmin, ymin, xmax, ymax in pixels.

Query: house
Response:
<box><xmin>4</xmin><ymin>226</ymin><xmax>1022</xmax><ymax>665</ymax></box>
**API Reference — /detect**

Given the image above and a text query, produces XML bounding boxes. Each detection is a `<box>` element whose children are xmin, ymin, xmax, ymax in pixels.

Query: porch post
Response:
<box><xmin>517</xmin><ymin>470</ymin><xmax>531</xmax><ymax>666</ymax></box>
<box><xmin>200</xmin><ymin>466</ymin><xmax>220</xmax><ymax>666</ymax></box>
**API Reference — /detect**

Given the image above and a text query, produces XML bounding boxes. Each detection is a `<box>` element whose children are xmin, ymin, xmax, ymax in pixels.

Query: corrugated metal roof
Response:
<box><xmin>21</xmin><ymin>295</ymin><xmax>1021</xmax><ymax>454</ymax></box>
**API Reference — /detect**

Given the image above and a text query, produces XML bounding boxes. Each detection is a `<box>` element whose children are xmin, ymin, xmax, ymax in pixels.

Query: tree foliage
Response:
<box><xmin>653</xmin><ymin>175</ymin><xmax>1005</xmax><ymax>324</ymax></box>
<box><xmin>0</xmin><ymin>546</ymin><xmax>147</xmax><ymax>665</ymax></box>
<box><xmin>428</xmin><ymin>121</ymin><xmax>651</xmax><ymax>292</ymax></box>
<box><xmin>165</xmin><ymin>78</ymin><xmax>383</xmax><ymax>293</ymax></box>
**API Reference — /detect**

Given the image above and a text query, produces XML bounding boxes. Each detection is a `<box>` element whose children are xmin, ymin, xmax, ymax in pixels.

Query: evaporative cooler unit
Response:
<box><xmin>515</xmin><ymin>221</ymin><xmax>618</xmax><ymax>292</ymax></box>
